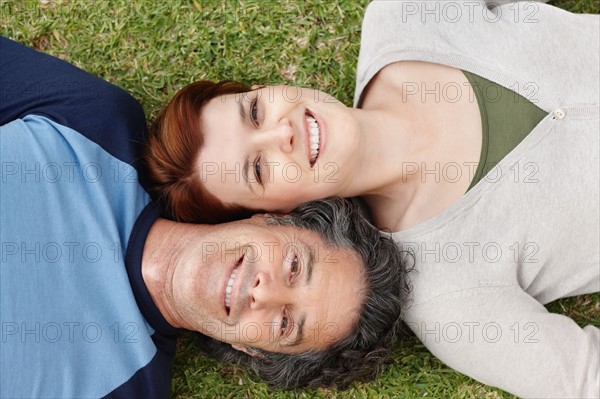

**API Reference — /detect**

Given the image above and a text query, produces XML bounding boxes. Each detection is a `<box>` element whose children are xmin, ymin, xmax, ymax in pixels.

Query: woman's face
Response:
<box><xmin>198</xmin><ymin>85</ymin><xmax>361</xmax><ymax>212</ymax></box>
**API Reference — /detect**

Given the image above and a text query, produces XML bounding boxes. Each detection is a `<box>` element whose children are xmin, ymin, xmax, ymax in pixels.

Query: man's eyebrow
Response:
<box><xmin>282</xmin><ymin>240</ymin><xmax>315</xmax><ymax>348</ymax></box>
<box><xmin>303</xmin><ymin>240</ymin><xmax>315</xmax><ymax>287</ymax></box>
<box><xmin>283</xmin><ymin>315</ymin><xmax>305</xmax><ymax>348</ymax></box>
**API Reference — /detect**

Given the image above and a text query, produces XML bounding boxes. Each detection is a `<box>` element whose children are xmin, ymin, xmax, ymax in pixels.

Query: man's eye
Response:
<box><xmin>281</xmin><ymin>315</ymin><xmax>289</xmax><ymax>334</ymax></box>
<box><xmin>290</xmin><ymin>256</ymin><xmax>299</xmax><ymax>276</ymax></box>
<box><xmin>250</xmin><ymin>98</ymin><xmax>259</xmax><ymax>125</ymax></box>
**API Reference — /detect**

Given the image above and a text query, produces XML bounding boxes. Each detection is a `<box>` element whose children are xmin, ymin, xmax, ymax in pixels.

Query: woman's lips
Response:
<box><xmin>305</xmin><ymin>110</ymin><xmax>321</xmax><ymax>167</ymax></box>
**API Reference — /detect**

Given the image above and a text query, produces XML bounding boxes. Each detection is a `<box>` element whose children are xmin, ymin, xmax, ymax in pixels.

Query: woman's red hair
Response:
<box><xmin>145</xmin><ymin>80</ymin><xmax>255</xmax><ymax>223</ymax></box>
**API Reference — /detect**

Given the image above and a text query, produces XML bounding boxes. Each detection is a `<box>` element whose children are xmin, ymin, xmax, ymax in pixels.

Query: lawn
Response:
<box><xmin>1</xmin><ymin>0</ymin><xmax>598</xmax><ymax>398</ymax></box>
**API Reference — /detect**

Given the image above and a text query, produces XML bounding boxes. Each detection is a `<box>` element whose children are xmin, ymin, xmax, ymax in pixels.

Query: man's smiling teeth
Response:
<box><xmin>307</xmin><ymin>115</ymin><xmax>320</xmax><ymax>165</ymax></box>
<box><xmin>225</xmin><ymin>266</ymin><xmax>239</xmax><ymax>311</ymax></box>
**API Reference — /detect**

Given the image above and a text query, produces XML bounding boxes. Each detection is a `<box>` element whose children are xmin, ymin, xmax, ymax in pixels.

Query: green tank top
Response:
<box><xmin>461</xmin><ymin>70</ymin><xmax>548</xmax><ymax>190</ymax></box>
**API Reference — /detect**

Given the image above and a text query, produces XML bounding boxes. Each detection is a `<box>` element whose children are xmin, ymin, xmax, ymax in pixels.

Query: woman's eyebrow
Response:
<box><xmin>238</xmin><ymin>97</ymin><xmax>258</xmax><ymax>194</ymax></box>
<box><xmin>238</xmin><ymin>97</ymin><xmax>246</xmax><ymax>121</ymax></box>
<box><xmin>242</xmin><ymin>155</ymin><xmax>257</xmax><ymax>194</ymax></box>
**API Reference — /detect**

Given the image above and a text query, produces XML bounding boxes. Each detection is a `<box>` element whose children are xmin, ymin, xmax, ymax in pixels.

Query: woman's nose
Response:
<box><xmin>258</xmin><ymin>118</ymin><xmax>294</xmax><ymax>154</ymax></box>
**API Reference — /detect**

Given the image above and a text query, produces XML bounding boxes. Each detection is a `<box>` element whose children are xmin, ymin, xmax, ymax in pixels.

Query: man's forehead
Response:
<box><xmin>210</xmin><ymin>219</ymin><xmax>357</xmax><ymax>266</ymax></box>
<box><xmin>268</xmin><ymin>225</ymin><xmax>339</xmax><ymax>262</ymax></box>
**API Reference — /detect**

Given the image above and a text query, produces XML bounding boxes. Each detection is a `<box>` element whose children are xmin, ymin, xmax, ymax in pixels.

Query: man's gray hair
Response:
<box><xmin>196</xmin><ymin>197</ymin><xmax>410</xmax><ymax>389</ymax></box>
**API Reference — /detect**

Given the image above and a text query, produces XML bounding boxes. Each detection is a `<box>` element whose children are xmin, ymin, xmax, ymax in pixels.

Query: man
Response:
<box><xmin>0</xmin><ymin>37</ymin><xmax>407</xmax><ymax>397</ymax></box>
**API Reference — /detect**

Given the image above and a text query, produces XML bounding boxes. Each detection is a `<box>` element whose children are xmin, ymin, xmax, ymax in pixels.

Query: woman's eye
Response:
<box><xmin>250</xmin><ymin>98</ymin><xmax>259</xmax><ymax>125</ymax></box>
<box><xmin>254</xmin><ymin>157</ymin><xmax>262</xmax><ymax>184</ymax></box>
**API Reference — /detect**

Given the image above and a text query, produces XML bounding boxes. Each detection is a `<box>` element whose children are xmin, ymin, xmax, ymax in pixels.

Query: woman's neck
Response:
<box><xmin>345</xmin><ymin>62</ymin><xmax>483</xmax><ymax>231</ymax></box>
<box><xmin>343</xmin><ymin>105</ymin><xmax>440</xmax><ymax>210</ymax></box>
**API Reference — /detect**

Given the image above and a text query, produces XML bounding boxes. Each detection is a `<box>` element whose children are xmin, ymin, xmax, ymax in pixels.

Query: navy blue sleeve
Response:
<box><xmin>103</xmin><ymin>334</ymin><xmax>176</xmax><ymax>399</ymax></box>
<box><xmin>0</xmin><ymin>36</ymin><xmax>150</xmax><ymax>188</ymax></box>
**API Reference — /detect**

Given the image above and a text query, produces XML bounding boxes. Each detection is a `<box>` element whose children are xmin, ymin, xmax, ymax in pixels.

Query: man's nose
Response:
<box><xmin>249</xmin><ymin>270</ymin><xmax>287</xmax><ymax>310</ymax></box>
<box><xmin>258</xmin><ymin>118</ymin><xmax>294</xmax><ymax>154</ymax></box>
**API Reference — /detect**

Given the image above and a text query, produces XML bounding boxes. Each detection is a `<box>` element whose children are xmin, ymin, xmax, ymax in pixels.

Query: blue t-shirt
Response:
<box><xmin>0</xmin><ymin>37</ymin><xmax>177</xmax><ymax>398</ymax></box>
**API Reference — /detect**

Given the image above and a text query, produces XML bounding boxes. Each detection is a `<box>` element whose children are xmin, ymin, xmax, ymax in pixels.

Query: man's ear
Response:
<box><xmin>250</xmin><ymin>211</ymin><xmax>290</xmax><ymax>226</ymax></box>
<box><xmin>250</xmin><ymin>213</ymin><xmax>270</xmax><ymax>221</ymax></box>
<box><xmin>231</xmin><ymin>344</ymin><xmax>265</xmax><ymax>358</ymax></box>
<box><xmin>250</xmin><ymin>212</ymin><xmax>287</xmax><ymax>222</ymax></box>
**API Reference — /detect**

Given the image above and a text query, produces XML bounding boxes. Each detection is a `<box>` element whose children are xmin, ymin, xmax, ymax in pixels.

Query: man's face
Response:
<box><xmin>171</xmin><ymin>215</ymin><xmax>365</xmax><ymax>354</ymax></box>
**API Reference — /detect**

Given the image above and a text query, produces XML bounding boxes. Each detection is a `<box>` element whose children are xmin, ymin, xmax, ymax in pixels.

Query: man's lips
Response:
<box><xmin>224</xmin><ymin>255</ymin><xmax>243</xmax><ymax>316</ymax></box>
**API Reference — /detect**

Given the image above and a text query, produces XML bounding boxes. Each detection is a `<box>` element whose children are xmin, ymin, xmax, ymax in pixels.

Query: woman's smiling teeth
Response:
<box><xmin>225</xmin><ymin>266</ymin><xmax>239</xmax><ymax>312</ymax></box>
<box><xmin>307</xmin><ymin>115</ymin><xmax>320</xmax><ymax>166</ymax></box>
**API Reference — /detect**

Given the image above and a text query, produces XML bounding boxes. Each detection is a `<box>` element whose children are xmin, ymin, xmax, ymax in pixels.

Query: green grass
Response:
<box><xmin>1</xmin><ymin>0</ymin><xmax>598</xmax><ymax>398</ymax></box>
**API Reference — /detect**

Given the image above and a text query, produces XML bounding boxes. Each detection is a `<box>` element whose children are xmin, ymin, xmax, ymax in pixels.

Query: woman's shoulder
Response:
<box><xmin>360</xmin><ymin>60</ymin><xmax>464</xmax><ymax>110</ymax></box>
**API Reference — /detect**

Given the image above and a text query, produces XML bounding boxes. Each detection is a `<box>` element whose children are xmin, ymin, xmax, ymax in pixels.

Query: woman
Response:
<box><xmin>145</xmin><ymin>1</ymin><xmax>599</xmax><ymax>397</ymax></box>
